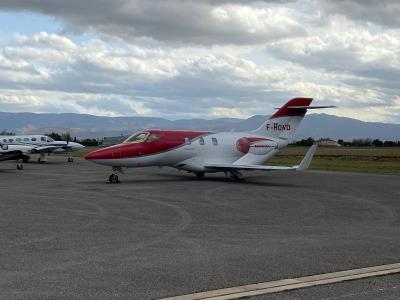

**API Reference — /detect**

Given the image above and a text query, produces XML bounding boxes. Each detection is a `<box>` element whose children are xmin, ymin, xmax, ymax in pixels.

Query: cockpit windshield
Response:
<box><xmin>46</xmin><ymin>137</ymin><xmax>55</xmax><ymax>142</ymax></box>
<box><xmin>123</xmin><ymin>132</ymin><xmax>161</xmax><ymax>144</ymax></box>
<box><xmin>124</xmin><ymin>132</ymin><xmax>149</xmax><ymax>144</ymax></box>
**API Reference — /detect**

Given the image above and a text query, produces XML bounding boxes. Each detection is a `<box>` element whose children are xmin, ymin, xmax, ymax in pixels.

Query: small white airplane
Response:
<box><xmin>85</xmin><ymin>98</ymin><xmax>334</xmax><ymax>183</ymax></box>
<box><xmin>0</xmin><ymin>134</ymin><xmax>85</xmax><ymax>163</ymax></box>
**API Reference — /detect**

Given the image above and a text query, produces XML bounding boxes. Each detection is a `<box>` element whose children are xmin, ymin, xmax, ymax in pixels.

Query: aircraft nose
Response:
<box><xmin>71</xmin><ymin>142</ymin><xmax>85</xmax><ymax>150</ymax></box>
<box><xmin>85</xmin><ymin>147</ymin><xmax>117</xmax><ymax>160</ymax></box>
<box><xmin>85</xmin><ymin>149</ymin><xmax>104</xmax><ymax>160</ymax></box>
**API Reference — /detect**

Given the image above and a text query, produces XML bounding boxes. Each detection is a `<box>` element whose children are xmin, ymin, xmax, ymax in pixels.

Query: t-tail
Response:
<box><xmin>252</xmin><ymin>97</ymin><xmax>335</xmax><ymax>140</ymax></box>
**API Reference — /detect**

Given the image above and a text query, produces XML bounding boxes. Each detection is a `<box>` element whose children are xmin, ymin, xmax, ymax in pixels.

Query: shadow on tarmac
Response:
<box><xmin>82</xmin><ymin>172</ymin><xmax>302</xmax><ymax>188</ymax></box>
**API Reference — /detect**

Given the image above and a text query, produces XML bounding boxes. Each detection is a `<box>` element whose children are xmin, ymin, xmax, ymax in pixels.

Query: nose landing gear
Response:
<box><xmin>67</xmin><ymin>156</ymin><xmax>74</xmax><ymax>163</ymax></box>
<box><xmin>109</xmin><ymin>173</ymin><xmax>120</xmax><ymax>183</ymax></box>
<box><xmin>108</xmin><ymin>167</ymin><xmax>123</xmax><ymax>183</ymax></box>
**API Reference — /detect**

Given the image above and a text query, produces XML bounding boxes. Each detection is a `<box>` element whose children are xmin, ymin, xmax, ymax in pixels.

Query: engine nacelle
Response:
<box><xmin>236</xmin><ymin>137</ymin><xmax>277</xmax><ymax>155</ymax></box>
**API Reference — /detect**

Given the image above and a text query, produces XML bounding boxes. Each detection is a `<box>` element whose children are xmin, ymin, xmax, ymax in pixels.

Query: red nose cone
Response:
<box><xmin>85</xmin><ymin>148</ymin><xmax>111</xmax><ymax>160</ymax></box>
<box><xmin>85</xmin><ymin>150</ymin><xmax>102</xmax><ymax>160</ymax></box>
<box><xmin>85</xmin><ymin>145</ymin><xmax>125</xmax><ymax>160</ymax></box>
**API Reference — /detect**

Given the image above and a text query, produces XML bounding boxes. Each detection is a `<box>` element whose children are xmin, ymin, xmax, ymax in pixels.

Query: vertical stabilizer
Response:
<box><xmin>252</xmin><ymin>97</ymin><xmax>313</xmax><ymax>139</ymax></box>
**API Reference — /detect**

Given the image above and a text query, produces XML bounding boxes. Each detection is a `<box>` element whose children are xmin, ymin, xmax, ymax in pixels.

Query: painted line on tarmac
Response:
<box><xmin>160</xmin><ymin>263</ymin><xmax>400</xmax><ymax>300</ymax></box>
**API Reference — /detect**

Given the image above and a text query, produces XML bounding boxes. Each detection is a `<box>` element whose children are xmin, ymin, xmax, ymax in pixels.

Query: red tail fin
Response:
<box><xmin>270</xmin><ymin>97</ymin><xmax>313</xmax><ymax>119</ymax></box>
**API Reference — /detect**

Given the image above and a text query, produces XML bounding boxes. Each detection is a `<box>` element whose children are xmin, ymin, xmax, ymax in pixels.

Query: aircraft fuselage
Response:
<box><xmin>86</xmin><ymin>130</ymin><xmax>288</xmax><ymax>172</ymax></box>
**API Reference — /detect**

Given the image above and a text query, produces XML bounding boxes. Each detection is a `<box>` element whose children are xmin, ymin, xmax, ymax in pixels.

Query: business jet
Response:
<box><xmin>0</xmin><ymin>142</ymin><xmax>28</xmax><ymax>169</ymax></box>
<box><xmin>0</xmin><ymin>135</ymin><xmax>85</xmax><ymax>163</ymax></box>
<box><xmin>85</xmin><ymin>98</ymin><xmax>334</xmax><ymax>183</ymax></box>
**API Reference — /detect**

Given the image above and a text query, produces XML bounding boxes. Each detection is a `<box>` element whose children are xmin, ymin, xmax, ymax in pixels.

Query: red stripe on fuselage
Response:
<box><xmin>85</xmin><ymin>130</ymin><xmax>209</xmax><ymax>160</ymax></box>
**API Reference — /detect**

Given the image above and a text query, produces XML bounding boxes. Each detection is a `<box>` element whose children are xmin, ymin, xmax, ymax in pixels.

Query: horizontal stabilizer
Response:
<box><xmin>274</xmin><ymin>105</ymin><xmax>336</xmax><ymax>109</ymax></box>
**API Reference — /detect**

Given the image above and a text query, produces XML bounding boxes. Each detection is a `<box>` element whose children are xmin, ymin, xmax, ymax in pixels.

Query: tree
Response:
<box><xmin>372</xmin><ymin>139</ymin><xmax>383</xmax><ymax>147</ymax></box>
<box><xmin>383</xmin><ymin>141</ymin><xmax>396</xmax><ymax>147</ymax></box>
<box><xmin>351</xmin><ymin>138</ymin><xmax>372</xmax><ymax>147</ymax></box>
<box><xmin>0</xmin><ymin>130</ymin><xmax>15</xmax><ymax>136</ymax></box>
<box><xmin>296</xmin><ymin>137</ymin><xmax>315</xmax><ymax>146</ymax></box>
<box><xmin>62</xmin><ymin>132</ymin><xmax>71</xmax><ymax>141</ymax></box>
<box><xmin>47</xmin><ymin>132</ymin><xmax>62</xmax><ymax>141</ymax></box>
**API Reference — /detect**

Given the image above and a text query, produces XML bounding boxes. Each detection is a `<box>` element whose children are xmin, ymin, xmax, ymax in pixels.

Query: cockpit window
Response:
<box><xmin>146</xmin><ymin>134</ymin><xmax>160</xmax><ymax>143</ymax></box>
<box><xmin>46</xmin><ymin>137</ymin><xmax>55</xmax><ymax>142</ymax></box>
<box><xmin>124</xmin><ymin>132</ymin><xmax>149</xmax><ymax>144</ymax></box>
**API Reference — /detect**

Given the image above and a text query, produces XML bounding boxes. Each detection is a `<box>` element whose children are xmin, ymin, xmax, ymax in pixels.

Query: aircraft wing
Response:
<box><xmin>0</xmin><ymin>151</ymin><xmax>27</xmax><ymax>162</ymax></box>
<box><xmin>30</xmin><ymin>145</ymin><xmax>63</xmax><ymax>153</ymax></box>
<box><xmin>205</xmin><ymin>144</ymin><xmax>318</xmax><ymax>172</ymax></box>
<box><xmin>205</xmin><ymin>163</ymin><xmax>296</xmax><ymax>171</ymax></box>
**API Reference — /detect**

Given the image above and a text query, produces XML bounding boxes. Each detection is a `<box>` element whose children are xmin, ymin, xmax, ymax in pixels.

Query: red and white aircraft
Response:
<box><xmin>85</xmin><ymin>98</ymin><xmax>334</xmax><ymax>183</ymax></box>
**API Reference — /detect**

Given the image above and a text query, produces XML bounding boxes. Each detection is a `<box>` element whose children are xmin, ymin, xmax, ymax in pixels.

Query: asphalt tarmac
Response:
<box><xmin>0</xmin><ymin>157</ymin><xmax>399</xmax><ymax>299</ymax></box>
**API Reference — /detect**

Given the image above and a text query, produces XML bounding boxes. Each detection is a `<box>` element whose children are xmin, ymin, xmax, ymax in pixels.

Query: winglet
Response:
<box><xmin>295</xmin><ymin>144</ymin><xmax>318</xmax><ymax>171</ymax></box>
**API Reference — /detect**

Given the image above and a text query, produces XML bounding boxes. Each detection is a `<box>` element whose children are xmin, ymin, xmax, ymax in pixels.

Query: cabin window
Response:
<box><xmin>24</xmin><ymin>138</ymin><xmax>29</xmax><ymax>142</ymax></box>
<box><xmin>212</xmin><ymin>137</ymin><xmax>218</xmax><ymax>146</ymax></box>
<box><xmin>8</xmin><ymin>139</ymin><xmax>13</xmax><ymax>142</ymax></box>
<box><xmin>185</xmin><ymin>137</ymin><xmax>191</xmax><ymax>145</ymax></box>
<box><xmin>31</xmin><ymin>138</ymin><xmax>36</xmax><ymax>141</ymax></box>
<box><xmin>199</xmin><ymin>137</ymin><xmax>205</xmax><ymax>145</ymax></box>
<box><xmin>41</xmin><ymin>137</ymin><xmax>46</xmax><ymax>142</ymax></box>
<box><xmin>16</xmin><ymin>138</ymin><xmax>21</xmax><ymax>142</ymax></box>
<box><xmin>2</xmin><ymin>139</ymin><xmax>6</xmax><ymax>142</ymax></box>
<box><xmin>146</xmin><ymin>134</ymin><xmax>160</xmax><ymax>143</ymax></box>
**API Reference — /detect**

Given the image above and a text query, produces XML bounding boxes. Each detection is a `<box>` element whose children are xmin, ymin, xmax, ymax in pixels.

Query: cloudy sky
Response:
<box><xmin>0</xmin><ymin>0</ymin><xmax>399</xmax><ymax>122</ymax></box>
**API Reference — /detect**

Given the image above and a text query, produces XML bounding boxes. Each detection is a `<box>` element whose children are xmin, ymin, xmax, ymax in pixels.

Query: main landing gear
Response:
<box><xmin>226</xmin><ymin>170</ymin><xmax>245</xmax><ymax>182</ymax></box>
<box><xmin>38</xmin><ymin>153</ymin><xmax>47</xmax><ymax>164</ymax></box>
<box><xmin>108</xmin><ymin>167</ymin><xmax>123</xmax><ymax>184</ymax></box>
<box><xmin>194</xmin><ymin>172</ymin><xmax>205</xmax><ymax>179</ymax></box>
<box><xmin>16</xmin><ymin>160</ymin><xmax>23</xmax><ymax>170</ymax></box>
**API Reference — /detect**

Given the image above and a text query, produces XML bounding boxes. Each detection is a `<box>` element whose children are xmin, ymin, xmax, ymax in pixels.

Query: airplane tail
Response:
<box><xmin>252</xmin><ymin>97</ymin><xmax>334</xmax><ymax>140</ymax></box>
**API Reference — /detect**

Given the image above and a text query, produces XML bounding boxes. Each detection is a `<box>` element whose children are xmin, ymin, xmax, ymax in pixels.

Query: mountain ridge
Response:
<box><xmin>0</xmin><ymin>111</ymin><xmax>399</xmax><ymax>140</ymax></box>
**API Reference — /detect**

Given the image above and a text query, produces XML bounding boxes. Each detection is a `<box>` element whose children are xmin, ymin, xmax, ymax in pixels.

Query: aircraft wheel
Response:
<box><xmin>195</xmin><ymin>172</ymin><xmax>205</xmax><ymax>178</ymax></box>
<box><xmin>109</xmin><ymin>174</ymin><xmax>120</xmax><ymax>184</ymax></box>
<box><xmin>17</xmin><ymin>163</ymin><xmax>23</xmax><ymax>170</ymax></box>
<box><xmin>229</xmin><ymin>171</ymin><xmax>244</xmax><ymax>182</ymax></box>
<box><xmin>234</xmin><ymin>174</ymin><xmax>245</xmax><ymax>182</ymax></box>
<box><xmin>67</xmin><ymin>157</ymin><xmax>74</xmax><ymax>163</ymax></box>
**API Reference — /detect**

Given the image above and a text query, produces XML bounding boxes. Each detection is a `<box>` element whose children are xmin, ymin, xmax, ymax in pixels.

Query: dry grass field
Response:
<box><xmin>68</xmin><ymin>146</ymin><xmax>400</xmax><ymax>174</ymax></box>
<box><xmin>270</xmin><ymin>146</ymin><xmax>400</xmax><ymax>174</ymax></box>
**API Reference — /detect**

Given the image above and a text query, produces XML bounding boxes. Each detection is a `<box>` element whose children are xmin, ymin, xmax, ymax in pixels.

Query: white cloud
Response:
<box><xmin>0</xmin><ymin>1</ymin><xmax>307</xmax><ymax>45</ymax></box>
<box><xmin>0</xmin><ymin>1</ymin><xmax>399</xmax><ymax>123</ymax></box>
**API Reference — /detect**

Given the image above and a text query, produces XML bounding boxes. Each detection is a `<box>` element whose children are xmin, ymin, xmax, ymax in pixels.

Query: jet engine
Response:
<box><xmin>236</xmin><ymin>137</ymin><xmax>277</xmax><ymax>155</ymax></box>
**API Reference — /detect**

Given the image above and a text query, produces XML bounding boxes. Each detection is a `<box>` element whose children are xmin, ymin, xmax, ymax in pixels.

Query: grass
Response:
<box><xmin>65</xmin><ymin>146</ymin><xmax>400</xmax><ymax>174</ymax></box>
<box><xmin>269</xmin><ymin>146</ymin><xmax>400</xmax><ymax>174</ymax></box>
<box><xmin>69</xmin><ymin>146</ymin><xmax>102</xmax><ymax>157</ymax></box>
